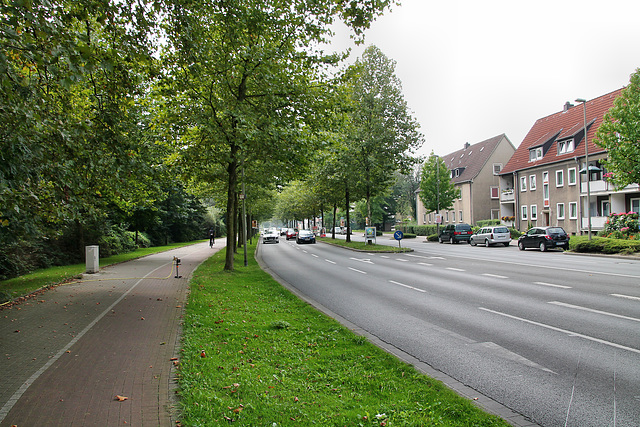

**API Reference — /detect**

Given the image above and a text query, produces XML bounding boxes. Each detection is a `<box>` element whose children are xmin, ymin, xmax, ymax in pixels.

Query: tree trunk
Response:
<box><xmin>224</xmin><ymin>157</ymin><xmax>238</xmax><ymax>271</ymax></box>
<box><xmin>345</xmin><ymin>186</ymin><xmax>351</xmax><ymax>243</ymax></box>
<box><xmin>332</xmin><ymin>203</ymin><xmax>337</xmax><ymax>237</ymax></box>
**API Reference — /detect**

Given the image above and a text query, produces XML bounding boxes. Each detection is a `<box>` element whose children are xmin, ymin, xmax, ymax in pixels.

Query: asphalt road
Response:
<box><xmin>258</xmin><ymin>234</ymin><xmax>640</xmax><ymax>427</ymax></box>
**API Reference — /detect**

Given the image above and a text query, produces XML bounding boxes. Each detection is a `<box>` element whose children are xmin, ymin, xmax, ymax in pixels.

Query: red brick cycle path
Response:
<box><xmin>0</xmin><ymin>241</ymin><xmax>221</xmax><ymax>426</ymax></box>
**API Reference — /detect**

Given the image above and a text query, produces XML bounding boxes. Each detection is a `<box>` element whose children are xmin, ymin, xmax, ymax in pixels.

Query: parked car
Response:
<box><xmin>438</xmin><ymin>223</ymin><xmax>473</xmax><ymax>244</ymax></box>
<box><xmin>333</xmin><ymin>226</ymin><xmax>345</xmax><ymax>235</ymax></box>
<box><xmin>518</xmin><ymin>226</ymin><xmax>569</xmax><ymax>252</ymax></box>
<box><xmin>285</xmin><ymin>228</ymin><xmax>298</xmax><ymax>240</ymax></box>
<box><xmin>296</xmin><ymin>229</ymin><xmax>316</xmax><ymax>244</ymax></box>
<box><xmin>262</xmin><ymin>229</ymin><xmax>279</xmax><ymax>244</ymax></box>
<box><xmin>470</xmin><ymin>226</ymin><xmax>511</xmax><ymax>247</ymax></box>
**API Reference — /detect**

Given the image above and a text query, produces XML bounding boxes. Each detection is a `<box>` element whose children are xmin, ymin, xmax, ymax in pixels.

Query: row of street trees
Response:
<box><xmin>1</xmin><ymin>0</ymin><xmax>407</xmax><ymax>275</ymax></box>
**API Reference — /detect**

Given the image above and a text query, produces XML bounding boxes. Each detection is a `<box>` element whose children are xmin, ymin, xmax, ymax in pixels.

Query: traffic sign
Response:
<box><xmin>393</xmin><ymin>230</ymin><xmax>404</xmax><ymax>240</ymax></box>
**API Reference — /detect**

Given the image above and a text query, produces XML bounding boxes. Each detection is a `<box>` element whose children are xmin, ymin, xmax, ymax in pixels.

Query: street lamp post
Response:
<box><xmin>575</xmin><ymin>98</ymin><xmax>592</xmax><ymax>240</ymax></box>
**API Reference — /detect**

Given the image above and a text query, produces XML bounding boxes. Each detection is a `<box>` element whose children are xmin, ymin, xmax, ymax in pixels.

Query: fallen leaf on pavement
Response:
<box><xmin>115</xmin><ymin>395</ymin><xmax>128</xmax><ymax>401</ymax></box>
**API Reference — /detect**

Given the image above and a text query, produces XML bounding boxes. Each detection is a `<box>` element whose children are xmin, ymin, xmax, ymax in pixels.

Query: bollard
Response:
<box><xmin>85</xmin><ymin>245</ymin><xmax>99</xmax><ymax>274</ymax></box>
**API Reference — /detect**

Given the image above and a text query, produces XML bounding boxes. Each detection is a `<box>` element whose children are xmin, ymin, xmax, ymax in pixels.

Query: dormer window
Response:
<box><xmin>529</xmin><ymin>147</ymin><xmax>543</xmax><ymax>162</ymax></box>
<box><xmin>558</xmin><ymin>138</ymin><xmax>574</xmax><ymax>155</ymax></box>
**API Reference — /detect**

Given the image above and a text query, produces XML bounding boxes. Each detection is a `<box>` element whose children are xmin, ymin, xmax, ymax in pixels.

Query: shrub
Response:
<box><xmin>509</xmin><ymin>228</ymin><xmax>522</xmax><ymax>238</ymax></box>
<box><xmin>476</xmin><ymin>219</ymin><xmax>500</xmax><ymax>227</ymax></box>
<box><xmin>570</xmin><ymin>236</ymin><xmax>640</xmax><ymax>254</ymax></box>
<box><xmin>426</xmin><ymin>234</ymin><xmax>439</xmax><ymax>242</ymax></box>
<box><xmin>403</xmin><ymin>233</ymin><xmax>417</xmax><ymax>239</ymax></box>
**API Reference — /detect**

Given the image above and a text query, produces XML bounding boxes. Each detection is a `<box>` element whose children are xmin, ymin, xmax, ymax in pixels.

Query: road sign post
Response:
<box><xmin>393</xmin><ymin>230</ymin><xmax>404</xmax><ymax>248</ymax></box>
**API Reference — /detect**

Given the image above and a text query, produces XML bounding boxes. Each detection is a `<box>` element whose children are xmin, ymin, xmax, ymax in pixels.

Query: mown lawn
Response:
<box><xmin>0</xmin><ymin>240</ymin><xmax>207</xmax><ymax>304</ymax></box>
<box><xmin>177</xmin><ymin>241</ymin><xmax>509</xmax><ymax>426</ymax></box>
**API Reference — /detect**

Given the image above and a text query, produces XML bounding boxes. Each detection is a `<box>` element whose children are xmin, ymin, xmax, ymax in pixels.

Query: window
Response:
<box><xmin>490</xmin><ymin>186</ymin><xmax>499</xmax><ymax>199</ymax></box>
<box><xmin>521</xmin><ymin>205</ymin><xmax>528</xmax><ymax>220</ymax></box>
<box><xmin>530</xmin><ymin>205</ymin><xmax>538</xmax><ymax>220</ymax></box>
<box><xmin>557</xmin><ymin>203</ymin><xmax>565</xmax><ymax>220</ymax></box>
<box><xmin>520</xmin><ymin>176</ymin><xmax>527</xmax><ymax>192</ymax></box>
<box><xmin>459</xmin><ymin>210</ymin><xmax>463</xmax><ymax>222</ymax></box>
<box><xmin>529</xmin><ymin>175</ymin><xmax>537</xmax><ymax>190</ymax></box>
<box><xmin>601</xmin><ymin>201</ymin><xmax>610</xmax><ymax>217</ymax></box>
<box><xmin>493</xmin><ymin>163</ymin><xmax>503</xmax><ymax>175</ymax></box>
<box><xmin>424</xmin><ymin>214</ymin><xmax>427</xmax><ymax>224</ymax></box>
<box><xmin>556</xmin><ymin>170</ymin><xmax>564</xmax><ymax>187</ymax></box>
<box><xmin>569</xmin><ymin>202</ymin><xmax>578</xmax><ymax>219</ymax></box>
<box><xmin>543</xmin><ymin>171</ymin><xmax>549</xmax><ymax>183</ymax></box>
<box><xmin>452</xmin><ymin>211</ymin><xmax>456</xmax><ymax>223</ymax></box>
<box><xmin>568</xmin><ymin>168</ymin><xmax>577</xmax><ymax>186</ymax></box>
<box><xmin>543</xmin><ymin>183</ymin><xmax>550</xmax><ymax>207</ymax></box>
<box><xmin>445</xmin><ymin>211</ymin><xmax>449</xmax><ymax>222</ymax></box>
<box><xmin>529</xmin><ymin>147</ymin><xmax>543</xmax><ymax>161</ymax></box>
<box><xmin>631</xmin><ymin>198</ymin><xmax>640</xmax><ymax>214</ymax></box>
<box><xmin>558</xmin><ymin>139</ymin><xmax>574</xmax><ymax>154</ymax></box>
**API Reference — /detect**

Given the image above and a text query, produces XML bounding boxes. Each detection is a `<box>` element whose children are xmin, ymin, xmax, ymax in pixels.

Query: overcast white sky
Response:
<box><xmin>329</xmin><ymin>0</ymin><xmax>640</xmax><ymax>158</ymax></box>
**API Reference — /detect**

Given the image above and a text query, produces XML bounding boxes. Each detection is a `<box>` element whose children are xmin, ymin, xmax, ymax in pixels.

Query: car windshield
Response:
<box><xmin>456</xmin><ymin>225</ymin><xmax>471</xmax><ymax>230</ymax></box>
<box><xmin>299</xmin><ymin>230</ymin><xmax>312</xmax><ymax>236</ymax></box>
<box><xmin>547</xmin><ymin>227</ymin><xmax>566</xmax><ymax>235</ymax></box>
<box><xmin>494</xmin><ymin>227</ymin><xmax>509</xmax><ymax>233</ymax></box>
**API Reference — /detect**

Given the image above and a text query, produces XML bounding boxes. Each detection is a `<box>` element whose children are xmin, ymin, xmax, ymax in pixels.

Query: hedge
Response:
<box><xmin>570</xmin><ymin>236</ymin><xmax>640</xmax><ymax>254</ymax></box>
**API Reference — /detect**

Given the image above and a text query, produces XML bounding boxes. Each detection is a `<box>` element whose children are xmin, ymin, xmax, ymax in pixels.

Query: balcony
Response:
<box><xmin>501</xmin><ymin>189</ymin><xmax>514</xmax><ymax>202</ymax></box>
<box><xmin>581</xmin><ymin>180</ymin><xmax>640</xmax><ymax>194</ymax></box>
<box><xmin>581</xmin><ymin>216</ymin><xmax>607</xmax><ymax>230</ymax></box>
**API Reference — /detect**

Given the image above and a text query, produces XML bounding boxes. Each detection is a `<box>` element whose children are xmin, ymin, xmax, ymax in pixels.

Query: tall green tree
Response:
<box><xmin>345</xmin><ymin>45</ymin><xmax>423</xmax><ymax>224</ymax></box>
<box><xmin>1</xmin><ymin>0</ymin><xmax>163</xmax><ymax>252</ymax></box>
<box><xmin>596</xmin><ymin>68</ymin><xmax>640</xmax><ymax>188</ymax></box>
<box><xmin>161</xmin><ymin>0</ymin><xmax>396</xmax><ymax>270</ymax></box>
<box><xmin>419</xmin><ymin>153</ymin><xmax>460</xmax><ymax>215</ymax></box>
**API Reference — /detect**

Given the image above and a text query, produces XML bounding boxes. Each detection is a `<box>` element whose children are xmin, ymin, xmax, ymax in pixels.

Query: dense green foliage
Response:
<box><xmin>595</xmin><ymin>68</ymin><xmax>640</xmax><ymax>188</ymax></box>
<box><xmin>419</xmin><ymin>153</ymin><xmax>460</xmax><ymax>214</ymax></box>
<box><xmin>179</xmin><ymin>242</ymin><xmax>509</xmax><ymax>426</ymax></box>
<box><xmin>570</xmin><ymin>236</ymin><xmax>640</xmax><ymax>254</ymax></box>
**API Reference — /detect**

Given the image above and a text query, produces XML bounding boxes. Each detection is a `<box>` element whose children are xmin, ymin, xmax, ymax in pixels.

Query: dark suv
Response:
<box><xmin>517</xmin><ymin>226</ymin><xmax>569</xmax><ymax>251</ymax></box>
<box><xmin>439</xmin><ymin>223</ymin><xmax>473</xmax><ymax>244</ymax></box>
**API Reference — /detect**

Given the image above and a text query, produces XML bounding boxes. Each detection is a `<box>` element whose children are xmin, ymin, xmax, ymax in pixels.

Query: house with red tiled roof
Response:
<box><xmin>499</xmin><ymin>88</ymin><xmax>640</xmax><ymax>235</ymax></box>
<box><xmin>416</xmin><ymin>134</ymin><xmax>516</xmax><ymax>226</ymax></box>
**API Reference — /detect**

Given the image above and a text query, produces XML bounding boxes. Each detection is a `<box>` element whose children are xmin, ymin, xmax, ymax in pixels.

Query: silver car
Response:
<box><xmin>470</xmin><ymin>226</ymin><xmax>511</xmax><ymax>247</ymax></box>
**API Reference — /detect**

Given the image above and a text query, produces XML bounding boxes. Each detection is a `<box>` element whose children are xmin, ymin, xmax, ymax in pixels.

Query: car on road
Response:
<box><xmin>333</xmin><ymin>226</ymin><xmax>346</xmax><ymax>235</ymax></box>
<box><xmin>296</xmin><ymin>229</ymin><xmax>316</xmax><ymax>244</ymax></box>
<box><xmin>470</xmin><ymin>226</ymin><xmax>512</xmax><ymax>247</ymax></box>
<box><xmin>262</xmin><ymin>229</ymin><xmax>279</xmax><ymax>244</ymax></box>
<box><xmin>285</xmin><ymin>228</ymin><xmax>298</xmax><ymax>240</ymax></box>
<box><xmin>518</xmin><ymin>226</ymin><xmax>569</xmax><ymax>252</ymax></box>
<box><xmin>438</xmin><ymin>223</ymin><xmax>473</xmax><ymax>244</ymax></box>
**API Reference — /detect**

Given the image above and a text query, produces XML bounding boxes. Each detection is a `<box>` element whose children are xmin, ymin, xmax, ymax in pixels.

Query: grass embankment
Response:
<box><xmin>317</xmin><ymin>236</ymin><xmax>412</xmax><ymax>253</ymax></box>
<box><xmin>177</xmin><ymin>242</ymin><xmax>509</xmax><ymax>426</ymax></box>
<box><xmin>0</xmin><ymin>240</ymin><xmax>207</xmax><ymax>304</ymax></box>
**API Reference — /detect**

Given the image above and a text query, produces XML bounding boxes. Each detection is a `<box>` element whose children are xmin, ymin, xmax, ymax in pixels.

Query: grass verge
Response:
<box><xmin>0</xmin><ymin>240</ymin><xmax>207</xmax><ymax>304</ymax></box>
<box><xmin>177</xmin><ymin>241</ymin><xmax>509</xmax><ymax>426</ymax></box>
<box><xmin>318</xmin><ymin>237</ymin><xmax>412</xmax><ymax>253</ymax></box>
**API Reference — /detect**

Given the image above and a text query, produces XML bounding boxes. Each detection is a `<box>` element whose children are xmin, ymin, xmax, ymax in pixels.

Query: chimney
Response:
<box><xmin>464</xmin><ymin>142</ymin><xmax>470</xmax><ymax>150</ymax></box>
<box><xmin>563</xmin><ymin>101</ymin><xmax>574</xmax><ymax>112</ymax></box>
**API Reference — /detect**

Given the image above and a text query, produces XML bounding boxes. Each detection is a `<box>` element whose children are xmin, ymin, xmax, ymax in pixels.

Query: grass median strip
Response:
<box><xmin>177</xmin><ymin>241</ymin><xmax>509</xmax><ymax>426</ymax></box>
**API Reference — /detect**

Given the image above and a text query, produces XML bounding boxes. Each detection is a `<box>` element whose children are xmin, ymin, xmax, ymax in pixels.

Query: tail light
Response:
<box><xmin>454</xmin><ymin>231</ymin><xmax>460</xmax><ymax>235</ymax></box>
<box><xmin>544</xmin><ymin>235</ymin><xmax>552</xmax><ymax>240</ymax></box>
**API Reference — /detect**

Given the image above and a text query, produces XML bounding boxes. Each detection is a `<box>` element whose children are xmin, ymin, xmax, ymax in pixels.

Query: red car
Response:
<box><xmin>285</xmin><ymin>228</ymin><xmax>298</xmax><ymax>240</ymax></box>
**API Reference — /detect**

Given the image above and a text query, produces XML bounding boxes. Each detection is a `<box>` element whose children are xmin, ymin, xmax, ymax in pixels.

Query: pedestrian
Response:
<box><xmin>209</xmin><ymin>227</ymin><xmax>215</xmax><ymax>247</ymax></box>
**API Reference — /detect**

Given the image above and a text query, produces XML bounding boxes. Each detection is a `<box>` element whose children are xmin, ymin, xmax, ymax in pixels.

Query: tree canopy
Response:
<box><xmin>596</xmin><ymin>68</ymin><xmax>640</xmax><ymax>188</ymax></box>
<box><xmin>418</xmin><ymin>153</ymin><xmax>460</xmax><ymax>214</ymax></box>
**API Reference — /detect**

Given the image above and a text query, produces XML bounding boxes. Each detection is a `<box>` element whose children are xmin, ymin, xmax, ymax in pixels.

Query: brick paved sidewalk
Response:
<box><xmin>0</xmin><ymin>241</ymin><xmax>222</xmax><ymax>427</ymax></box>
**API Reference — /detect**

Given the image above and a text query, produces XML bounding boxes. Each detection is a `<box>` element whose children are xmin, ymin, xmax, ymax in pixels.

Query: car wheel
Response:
<box><xmin>485</xmin><ymin>239</ymin><xmax>490</xmax><ymax>248</ymax></box>
<box><xmin>539</xmin><ymin>241</ymin><xmax>547</xmax><ymax>252</ymax></box>
<box><xmin>518</xmin><ymin>241</ymin><xmax>525</xmax><ymax>251</ymax></box>
<box><xmin>503</xmin><ymin>242</ymin><xmax>510</xmax><ymax>247</ymax></box>
<box><xmin>450</xmin><ymin>236</ymin><xmax>455</xmax><ymax>244</ymax></box>
<box><xmin>470</xmin><ymin>238</ymin><xmax>476</xmax><ymax>246</ymax></box>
